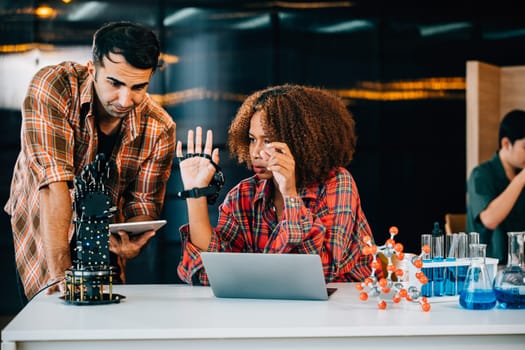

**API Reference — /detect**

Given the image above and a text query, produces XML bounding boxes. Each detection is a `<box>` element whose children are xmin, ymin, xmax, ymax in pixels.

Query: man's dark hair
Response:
<box><xmin>92</xmin><ymin>21</ymin><xmax>160</xmax><ymax>71</ymax></box>
<box><xmin>499</xmin><ymin>109</ymin><xmax>525</xmax><ymax>145</ymax></box>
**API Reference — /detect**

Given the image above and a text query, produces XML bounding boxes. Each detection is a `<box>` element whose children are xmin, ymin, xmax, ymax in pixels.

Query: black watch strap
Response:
<box><xmin>176</xmin><ymin>160</ymin><xmax>225</xmax><ymax>205</ymax></box>
<box><xmin>177</xmin><ymin>185</ymin><xmax>218</xmax><ymax>201</ymax></box>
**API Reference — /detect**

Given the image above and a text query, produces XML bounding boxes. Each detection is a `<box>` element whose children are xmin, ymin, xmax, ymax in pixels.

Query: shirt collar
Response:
<box><xmin>493</xmin><ymin>152</ymin><xmax>510</xmax><ymax>183</ymax></box>
<box><xmin>79</xmin><ymin>73</ymin><xmax>94</xmax><ymax>118</ymax></box>
<box><xmin>253</xmin><ymin>175</ymin><xmax>321</xmax><ymax>205</ymax></box>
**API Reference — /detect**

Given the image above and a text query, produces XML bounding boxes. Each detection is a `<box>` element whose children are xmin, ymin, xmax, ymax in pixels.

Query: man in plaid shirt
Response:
<box><xmin>5</xmin><ymin>22</ymin><xmax>175</xmax><ymax>303</ymax></box>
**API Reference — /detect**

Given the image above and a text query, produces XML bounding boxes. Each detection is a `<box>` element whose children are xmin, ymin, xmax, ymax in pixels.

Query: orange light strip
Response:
<box><xmin>246</xmin><ymin>1</ymin><xmax>354</xmax><ymax>9</ymax></box>
<box><xmin>151</xmin><ymin>78</ymin><xmax>466</xmax><ymax>107</ymax></box>
<box><xmin>0</xmin><ymin>43</ymin><xmax>55</xmax><ymax>53</ymax></box>
<box><xmin>357</xmin><ymin>77</ymin><xmax>466</xmax><ymax>91</ymax></box>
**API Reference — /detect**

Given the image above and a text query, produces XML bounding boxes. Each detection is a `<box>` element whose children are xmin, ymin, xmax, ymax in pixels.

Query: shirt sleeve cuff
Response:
<box><xmin>284</xmin><ymin>196</ymin><xmax>303</xmax><ymax>208</ymax></box>
<box><xmin>38</xmin><ymin>165</ymin><xmax>75</xmax><ymax>189</ymax></box>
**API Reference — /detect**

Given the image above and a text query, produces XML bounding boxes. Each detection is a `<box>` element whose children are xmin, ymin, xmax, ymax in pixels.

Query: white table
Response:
<box><xmin>2</xmin><ymin>283</ymin><xmax>524</xmax><ymax>350</ymax></box>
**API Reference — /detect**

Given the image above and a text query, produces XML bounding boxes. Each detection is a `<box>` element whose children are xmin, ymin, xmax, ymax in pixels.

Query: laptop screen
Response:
<box><xmin>200</xmin><ymin>252</ymin><xmax>334</xmax><ymax>301</ymax></box>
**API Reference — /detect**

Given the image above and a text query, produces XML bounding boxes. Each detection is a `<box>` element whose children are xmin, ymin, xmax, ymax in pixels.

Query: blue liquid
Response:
<box><xmin>433</xmin><ymin>258</ymin><xmax>445</xmax><ymax>297</ymax></box>
<box><xmin>421</xmin><ymin>261</ymin><xmax>433</xmax><ymax>297</ymax></box>
<box><xmin>445</xmin><ymin>266</ymin><xmax>457</xmax><ymax>296</ymax></box>
<box><xmin>459</xmin><ymin>289</ymin><xmax>497</xmax><ymax>310</ymax></box>
<box><xmin>456</xmin><ymin>266</ymin><xmax>468</xmax><ymax>293</ymax></box>
<box><xmin>494</xmin><ymin>288</ymin><xmax>525</xmax><ymax>309</ymax></box>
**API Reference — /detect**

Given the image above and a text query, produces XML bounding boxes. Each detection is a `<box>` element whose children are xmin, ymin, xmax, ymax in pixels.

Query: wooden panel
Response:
<box><xmin>466</xmin><ymin>61</ymin><xmax>500</xmax><ymax>179</ymax></box>
<box><xmin>501</xmin><ymin>66</ymin><xmax>525</xmax><ymax>115</ymax></box>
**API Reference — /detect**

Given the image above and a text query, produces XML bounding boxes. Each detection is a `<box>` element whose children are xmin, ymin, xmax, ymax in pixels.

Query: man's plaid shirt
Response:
<box><xmin>5</xmin><ymin>61</ymin><xmax>175</xmax><ymax>299</ymax></box>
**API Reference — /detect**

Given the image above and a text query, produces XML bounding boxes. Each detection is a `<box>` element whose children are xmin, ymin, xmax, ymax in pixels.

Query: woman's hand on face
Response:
<box><xmin>260</xmin><ymin>142</ymin><xmax>297</xmax><ymax>197</ymax></box>
<box><xmin>176</xmin><ymin>126</ymin><xmax>220</xmax><ymax>190</ymax></box>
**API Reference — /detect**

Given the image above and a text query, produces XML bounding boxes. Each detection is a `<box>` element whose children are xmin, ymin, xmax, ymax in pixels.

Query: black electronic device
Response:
<box><xmin>63</xmin><ymin>154</ymin><xmax>125</xmax><ymax>305</ymax></box>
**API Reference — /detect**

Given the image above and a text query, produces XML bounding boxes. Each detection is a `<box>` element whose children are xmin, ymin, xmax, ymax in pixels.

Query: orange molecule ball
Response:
<box><xmin>392</xmin><ymin>296</ymin><xmax>401</xmax><ymax>303</ymax></box>
<box><xmin>398</xmin><ymin>289</ymin><xmax>408</xmax><ymax>298</ymax></box>
<box><xmin>421</xmin><ymin>303</ymin><xmax>431</xmax><ymax>312</ymax></box>
<box><xmin>369</xmin><ymin>245</ymin><xmax>378</xmax><ymax>254</ymax></box>
<box><xmin>395</xmin><ymin>269</ymin><xmax>404</xmax><ymax>277</ymax></box>
<box><xmin>360</xmin><ymin>292</ymin><xmax>369</xmax><ymax>301</ymax></box>
<box><xmin>379</xmin><ymin>278</ymin><xmax>388</xmax><ymax>288</ymax></box>
<box><xmin>397</xmin><ymin>252</ymin><xmax>405</xmax><ymax>260</ymax></box>
<box><xmin>387</xmin><ymin>264</ymin><xmax>396</xmax><ymax>272</ymax></box>
<box><xmin>378</xmin><ymin>300</ymin><xmax>387</xmax><ymax>310</ymax></box>
<box><xmin>371</xmin><ymin>260</ymin><xmax>381</xmax><ymax>270</ymax></box>
<box><xmin>355</xmin><ymin>283</ymin><xmax>364</xmax><ymax>291</ymax></box>
<box><xmin>394</xmin><ymin>243</ymin><xmax>404</xmax><ymax>252</ymax></box>
<box><xmin>389</xmin><ymin>226</ymin><xmax>399</xmax><ymax>235</ymax></box>
<box><xmin>419</xmin><ymin>275</ymin><xmax>428</xmax><ymax>284</ymax></box>
<box><xmin>413</xmin><ymin>259</ymin><xmax>423</xmax><ymax>268</ymax></box>
<box><xmin>382</xmin><ymin>287</ymin><xmax>391</xmax><ymax>294</ymax></box>
<box><xmin>422</xmin><ymin>245</ymin><xmax>431</xmax><ymax>254</ymax></box>
<box><xmin>363</xmin><ymin>235</ymin><xmax>371</xmax><ymax>244</ymax></box>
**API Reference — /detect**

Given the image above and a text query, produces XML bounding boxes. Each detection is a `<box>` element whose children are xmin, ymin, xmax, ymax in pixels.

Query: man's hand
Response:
<box><xmin>40</xmin><ymin>182</ymin><xmax>73</xmax><ymax>297</ymax></box>
<box><xmin>45</xmin><ymin>249</ymin><xmax>70</xmax><ymax>296</ymax></box>
<box><xmin>109</xmin><ymin>229</ymin><xmax>156</xmax><ymax>259</ymax></box>
<box><xmin>516</xmin><ymin>167</ymin><xmax>525</xmax><ymax>187</ymax></box>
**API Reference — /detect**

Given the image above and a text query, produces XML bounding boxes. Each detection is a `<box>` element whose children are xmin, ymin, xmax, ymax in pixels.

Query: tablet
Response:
<box><xmin>109</xmin><ymin>220</ymin><xmax>167</xmax><ymax>236</ymax></box>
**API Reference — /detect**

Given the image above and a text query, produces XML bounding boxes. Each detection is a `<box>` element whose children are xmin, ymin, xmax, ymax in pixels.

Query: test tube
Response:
<box><xmin>468</xmin><ymin>232</ymin><xmax>480</xmax><ymax>249</ymax></box>
<box><xmin>421</xmin><ymin>234</ymin><xmax>433</xmax><ymax>297</ymax></box>
<box><xmin>457</xmin><ymin>232</ymin><xmax>468</xmax><ymax>293</ymax></box>
<box><xmin>445</xmin><ymin>233</ymin><xmax>458</xmax><ymax>296</ymax></box>
<box><xmin>432</xmin><ymin>232</ymin><xmax>445</xmax><ymax>297</ymax></box>
<box><xmin>458</xmin><ymin>232</ymin><xmax>468</xmax><ymax>259</ymax></box>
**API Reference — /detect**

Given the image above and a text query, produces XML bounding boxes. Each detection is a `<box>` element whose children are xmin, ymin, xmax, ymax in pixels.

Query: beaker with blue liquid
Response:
<box><xmin>459</xmin><ymin>243</ymin><xmax>496</xmax><ymax>310</ymax></box>
<box><xmin>493</xmin><ymin>232</ymin><xmax>525</xmax><ymax>309</ymax></box>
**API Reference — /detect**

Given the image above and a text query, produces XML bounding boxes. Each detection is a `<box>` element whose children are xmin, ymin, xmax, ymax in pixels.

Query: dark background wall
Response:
<box><xmin>1</xmin><ymin>0</ymin><xmax>524</xmax><ymax>315</ymax></box>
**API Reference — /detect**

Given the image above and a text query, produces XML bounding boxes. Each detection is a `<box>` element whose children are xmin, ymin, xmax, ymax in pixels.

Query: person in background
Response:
<box><xmin>176</xmin><ymin>84</ymin><xmax>376</xmax><ymax>285</ymax></box>
<box><xmin>467</xmin><ymin>109</ymin><xmax>525</xmax><ymax>264</ymax></box>
<box><xmin>4</xmin><ymin>21</ymin><xmax>176</xmax><ymax>304</ymax></box>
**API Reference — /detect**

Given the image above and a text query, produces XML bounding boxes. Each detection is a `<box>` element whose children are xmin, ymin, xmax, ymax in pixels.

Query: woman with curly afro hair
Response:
<box><xmin>176</xmin><ymin>84</ymin><xmax>377</xmax><ymax>285</ymax></box>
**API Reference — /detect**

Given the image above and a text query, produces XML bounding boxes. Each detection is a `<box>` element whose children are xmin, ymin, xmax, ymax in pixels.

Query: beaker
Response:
<box><xmin>493</xmin><ymin>232</ymin><xmax>525</xmax><ymax>309</ymax></box>
<box><xmin>459</xmin><ymin>243</ymin><xmax>496</xmax><ymax>310</ymax></box>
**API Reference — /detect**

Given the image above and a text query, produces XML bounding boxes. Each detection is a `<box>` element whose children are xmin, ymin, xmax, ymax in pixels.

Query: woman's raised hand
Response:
<box><xmin>176</xmin><ymin>127</ymin><xmax>220</xmax><ymax>190</ymax></box>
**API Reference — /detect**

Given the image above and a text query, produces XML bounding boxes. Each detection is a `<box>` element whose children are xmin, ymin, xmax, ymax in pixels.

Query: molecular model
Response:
<box><xmin>356</xmin><ymin>226</ymin><xmax>432</xmax><ymax>312</ymax></box>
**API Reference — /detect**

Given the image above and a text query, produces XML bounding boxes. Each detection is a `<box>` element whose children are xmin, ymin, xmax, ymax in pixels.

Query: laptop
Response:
<box><xmin>200</xmin><ymin>252</ymin><xmax>335</xmax><ymax>301</ymax></box>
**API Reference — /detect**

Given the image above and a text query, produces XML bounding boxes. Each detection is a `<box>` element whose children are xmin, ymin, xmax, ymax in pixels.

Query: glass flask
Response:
<box><xmin>493</xmin><ymin>232</ymin><xmax>525</xmax><ymax>309</ymax></box>
<box><xmin>459</xmin><ymin>243</ymin><xmax>497</xmax><ymax>310</ymax></box>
